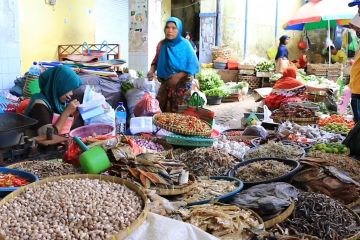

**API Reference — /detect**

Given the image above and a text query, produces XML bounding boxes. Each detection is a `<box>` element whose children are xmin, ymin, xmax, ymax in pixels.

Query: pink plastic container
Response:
<box><xmin>69</xmin><ymin>124</ymin><xmax>114</xmax><ymax>138</ymax></box>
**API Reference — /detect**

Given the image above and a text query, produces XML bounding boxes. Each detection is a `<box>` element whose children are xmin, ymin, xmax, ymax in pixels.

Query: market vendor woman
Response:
<box><xmin>25</xmin><ymin>66</ymin><xmax>81</xmax><ymax>136</ymax></box>
<box><xmin>148</xmin><ymin>17</ymin><xmax>200</xmax><ymax>112</ymax></box>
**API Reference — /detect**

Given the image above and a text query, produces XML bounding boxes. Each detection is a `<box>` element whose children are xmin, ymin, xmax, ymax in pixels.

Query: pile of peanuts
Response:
<box><xmin>0</xmin><ymin>178</ymin><xmax>144</xmax><ymax>240</ymax></box>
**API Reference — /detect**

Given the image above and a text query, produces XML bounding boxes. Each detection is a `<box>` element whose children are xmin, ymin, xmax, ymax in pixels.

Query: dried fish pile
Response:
<box><xmin>0</xmin><ymin>178</ymin><xmax>144</xmax><ymax>240</ymax></box>
<box><xmin>182</xmin><ymin>179</ymin><xmax>237</xmax><ymax>203</ymax></box>
<box><xmin>10</xmin><ymin>160</ymin><xmax>82</xmax><ymax>179</ymax></box>
<box><xmin>236</xmin><ymin>160</ymin><xmax>293</xmax><ymax>182</ymax></box>
<box><xmin>307</xmin><ymin>151</ymin><xmax>360</xmax><ymax>181</ymax></box>
<box><xmin>279</xmin><ymin>192</ymin><xmax>360</xmax><ymax>240</ymax></box>
<box><xmin>178</xmin><ymin>148</ymin><xmax>237</xmax><ymax>176</ymax></box>
<box><xmin>244</xmin><ymin>141</ymin><xmax>304</xmax><ymax>160</ymax></box>
<box><xmin>106</xmin><ymin>154</ymin><xmax>191</xmax><ymax>189</ymax></box>
<box><xmin>179</xmin><ymin>204</ymin><xmax>263</xmax><ymax>239</ymax></box>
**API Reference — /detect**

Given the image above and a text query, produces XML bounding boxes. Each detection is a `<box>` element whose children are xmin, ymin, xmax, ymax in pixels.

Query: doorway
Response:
<box><xmin>171</xmin><ymin>0</ymin><xmax>200</xmax><ymax>55</ymax></box>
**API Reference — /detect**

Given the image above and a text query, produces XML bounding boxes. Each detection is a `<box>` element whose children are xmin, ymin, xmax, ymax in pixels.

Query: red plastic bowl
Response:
<box><xmin>69</xmin><ymin>124</ymin><xmax>114</xmax><ymax>138</ymax></box>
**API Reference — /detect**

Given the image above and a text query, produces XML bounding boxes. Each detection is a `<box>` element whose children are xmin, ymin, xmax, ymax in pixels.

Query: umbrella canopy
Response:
<box><xmin>284</xmin><ymin>0</ymin><xmax>357</xmax><ymax>30</ymax></box>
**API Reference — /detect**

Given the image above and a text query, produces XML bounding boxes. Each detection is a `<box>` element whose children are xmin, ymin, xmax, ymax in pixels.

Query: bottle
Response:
<box><xmin>115</xmin><ymin>102</ymin><xmax>127</xmax><ymax>134</ymax></box>
<box><xmin>29</xmin><ymin>62</ymin><xmax>42</xmax><ymax>76</ymax></box>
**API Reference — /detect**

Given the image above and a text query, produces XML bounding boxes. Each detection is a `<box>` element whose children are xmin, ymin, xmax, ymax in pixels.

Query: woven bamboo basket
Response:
<box><xmin>305</xmin><ymin>91</ymin><xmax>327</xmax><ymax>103</ymax></box>
<box><xmin>153</xmin><ymin>113</ymin><xmax>212</xmax><ymax>137</ymax></box>
<box><xmin>272</xmin><ymin>116</ymin><xmax>319</xmax><ymax>125</ymax></box>
<box><xmin>238</xmin><ymin>75</ymin><xmax>260</xmax><ymax>90</ymax></box>
<box><xmin>151</xmin><ymin>175</ymin><xmax>197</xmax><ymax>196</ymax></box>
<box><xmin>264</xmin><ymin>202</ymin><xmax>295</xmax><ymax>229</ymax></box>
<box><xmin>0</xmin><ymin>174</ymin><xmax>148</xmax><ymax>240</ymax></box>
<box><xmin>211</xmin><ymin>46</ymin><xmax>232</xmax><ymax>61</ymax></box>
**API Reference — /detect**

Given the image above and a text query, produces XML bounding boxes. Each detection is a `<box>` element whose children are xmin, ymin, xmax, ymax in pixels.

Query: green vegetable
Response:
<box><xmin>270</xmin><ymin>73</ymin><xmax>282</xmax><ymax>82</ymax></box>
<box><xmin>121</xmin><ymin>81</ymin><xmax>134</xmax><ymax>94</ymax></box>
<box><xmin>196</xmin><ymin>69</ymin><xmax>225</xmax><ymax>91</ymax></box>
<box><xmin>204</xmin><ymin>88</ymin><xmax>229</xmax><ymax>97</ymax></box>
<box><xmin>255</xmin><ymin>61</ymin><xmax>275</xmax><ymax>72</ymax></box>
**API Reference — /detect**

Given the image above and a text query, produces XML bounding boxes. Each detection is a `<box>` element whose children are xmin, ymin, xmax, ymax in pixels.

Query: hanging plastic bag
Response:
<box><xmin>263</xmin><ymin>105</ymin><xmax>273</xmax><ymax>123</ymax></box>
<box><xmin>134</xmin><ymin>93</ymin><xmax>162</xmax><ymax>117</ymax></box>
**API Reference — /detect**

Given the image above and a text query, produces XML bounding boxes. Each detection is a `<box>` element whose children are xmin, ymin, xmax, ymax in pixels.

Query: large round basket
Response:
<box><xmin>153</xmin><ymin>113</ymin><xmax>212</xmax><ymax>137</ymax></box>
<box><xmin>0</xmin><ymin>174</ymin><xmax>148</xmax><ymax>240</ymax></box>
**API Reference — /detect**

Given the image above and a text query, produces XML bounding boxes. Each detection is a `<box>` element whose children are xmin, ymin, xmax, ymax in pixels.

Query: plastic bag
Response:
<box><xmin>230</xmin><ymin>182</ymin><xmax>298</xmax><ymax>215</ymax></box>
<box><xmin>243</xmin><ymin>125</ymin><xmax>268</xmax><ymax>139</ymax></box>
<box><xmin>134</xmin><ymin>93</ymin><xmax>161</xmax><ymax>117</ymax></box>
<box><xmin>133</xmin><ymin>78</ymin><xmax>161</xmax><ymax>95</ymax></box>
<box><xmin>130</xmin><ymin>117</ymin><xmax>155</xmax><ymax>134</ymax></box>
<box><xmin>82</xmin><ymin>85</ymin><xmax>115</xmax><ymax>129</ymax></box>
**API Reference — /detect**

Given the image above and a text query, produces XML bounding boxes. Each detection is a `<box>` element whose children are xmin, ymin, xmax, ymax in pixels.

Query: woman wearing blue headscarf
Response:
<box><xmin>25</xmin><ymin>66</ymin><xmax>82</xmax><ymax>136</ymax></box>
<box><xmin>148</xmin><ymin>17</ymin><xmax>200</xmax><ymax>112</ymax></box>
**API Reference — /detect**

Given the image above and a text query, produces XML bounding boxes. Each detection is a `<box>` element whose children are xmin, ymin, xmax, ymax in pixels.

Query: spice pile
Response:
<box><xmin>236</xmin><ymin>160</ymin><xmax>293</xmax><ymax>182</ymax></box>
<box><xmin>244</xmin><ymin>141</ymin><xmax>304</xmax><ymax>160</ymax></box>
<box><xmin>279</xmin><ymin>192</ymin><xmax>360</xmax><ymax>239</ymax></box>
<box><xmin>181</xmin><ymin>178</ymin><xmax>237</xmax><ymax>203</ymax></box>
<box><xmin>0</xmin><ymin>173</ymin><xmax>29</xmax><ymax>187</ymax></box>
<box><xmin>178</xmin><ymin>148</ymin><xmax>237</xmax><ymax>176</ymax></box>
<box><xmin>179</xmin><ymin>204</ymin><xmax>263</xmax><ymax>239</ymax></box>
<box><xmin>10</xmin><ymin>160</ymin><xmax>82</xmax><ymax>179</ymax></box>
<box><xmin>154</xmin><ymin>113</ymin><xmax>212</xmax><ymax>136</ymax></box>
<box><xmin>0</xmin><ymin>178</ymin><xmax>144</xmax><ymax>240</ymax></box>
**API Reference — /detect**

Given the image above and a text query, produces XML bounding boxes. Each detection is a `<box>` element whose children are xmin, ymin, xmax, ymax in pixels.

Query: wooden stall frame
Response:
<box><xmin>58</xmin><ymin>43</ymin><xmax>120</xmax><ymax>61</ymax></box>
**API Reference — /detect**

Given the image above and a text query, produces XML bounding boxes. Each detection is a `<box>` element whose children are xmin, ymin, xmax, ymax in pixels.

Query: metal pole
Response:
<box><xmin>275</xmin><ymin>0</ymin><xmax>279</xmax><ymax>41</ymax></box>
<box><xmin>328</xmin><ymin>20</ymin><xmax>331</xmax><ymax>65</ymax></box>
<box><xmin>244</xmin><ymin>0</ymin><xmax>249</xmax><ymax>59</ymax></box>
<box><xmin>216</xmin><ymin>0</ymin><xmax>222</xmax><ymax>46</ymax></box>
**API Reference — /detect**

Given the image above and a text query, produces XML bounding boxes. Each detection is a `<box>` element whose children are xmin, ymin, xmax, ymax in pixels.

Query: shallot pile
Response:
<box><xmin>0</xmin><ymin>178</ymin><xmax>144</xmax><ymax>240</ymax></box>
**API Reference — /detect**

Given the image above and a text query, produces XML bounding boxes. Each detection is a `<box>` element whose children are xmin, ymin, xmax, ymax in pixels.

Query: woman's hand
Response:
<box><xmin>64</xmin><ymin>99</ymin><xmax>80</xmax><ymax>116</ymax></box>
<box><xmin>147</xmin><ymin>65</ymin><xmax>157</xmax><ymax>80</ymax></box>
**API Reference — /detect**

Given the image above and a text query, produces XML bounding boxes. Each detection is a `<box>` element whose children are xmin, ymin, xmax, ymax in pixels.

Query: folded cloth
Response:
<box><xmin>62</xmin><ymin>54</ymin><xmax>99</xmax><ymax>63</ymax></box>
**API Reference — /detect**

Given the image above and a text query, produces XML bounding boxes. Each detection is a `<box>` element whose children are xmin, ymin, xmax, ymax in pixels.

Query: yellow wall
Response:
<box><xmin>19</xmin><ymin>0</ymin><xmax>95</xmax><ymax>73</ymax></box>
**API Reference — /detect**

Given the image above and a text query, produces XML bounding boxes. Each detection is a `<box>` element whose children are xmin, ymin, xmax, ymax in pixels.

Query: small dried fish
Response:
<box><xmin>178</xmin><ymin>148</ymin><xmax>237</xmax><ymax>176</ymax></box>
<box><xmin>182</xmin><ymin>179</ymin><xmax>237</xmax><ymax>203</ymax></box>
<box><xmin>178</xmin><ymin>204</ymin><xmax>263</xmax><ymax>239</ymax></box>
<box><xmin>236</xmin><ymin>160</ymin><xmax>293</xmax><ymax>182</ymax></box>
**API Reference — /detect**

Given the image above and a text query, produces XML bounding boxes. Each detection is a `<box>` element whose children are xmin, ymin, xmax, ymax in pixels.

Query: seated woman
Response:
<box><xmin>322</xmin><ymin>46</ymin><xmax>347</xmax><ymax>64</ymax></box>
<box><xmin>25</xmin><ymin>66</ymin><xmax>82</xmax><ymax>136</ymax></box>
<box><xmin>147</xmin><ymin>17</ymin><xmax>200</xmax><ymax>112</ymax></box>
<box><xmin>265</xmin><ymin>67</ymin><xmax>306</xmax><ymax>110</ymax></box>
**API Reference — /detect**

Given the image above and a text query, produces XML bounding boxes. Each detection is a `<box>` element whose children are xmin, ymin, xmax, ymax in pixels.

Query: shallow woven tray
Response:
<box><xmin>264</xmin><ymin>202</ymin><xmax>295</xmax><ymax>229</ymax></box>
<box><xmin>0</xmin><ymin>174</ymin><xmax>148</xmax><ymax>240</ymax></box>
<box><xmin>153</xmin><ymin>113</ymin><xmax>212</xmax><ymax>137</ymax></box>
<box><xmin>165</xmin><ymin>134</ymin><xmax>214</xmax><ymax>147</ymax></box>
<box><xmin>272</xmin><ymin>116</ymin><xmax>319</xmax><ymax>125</ymax></box>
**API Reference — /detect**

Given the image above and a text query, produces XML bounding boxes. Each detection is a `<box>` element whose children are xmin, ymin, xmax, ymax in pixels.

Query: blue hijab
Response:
<box><xmin>157</xmin><ymin>17</ymin><xmax>200</xmax><ymax>79</ymax></box>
